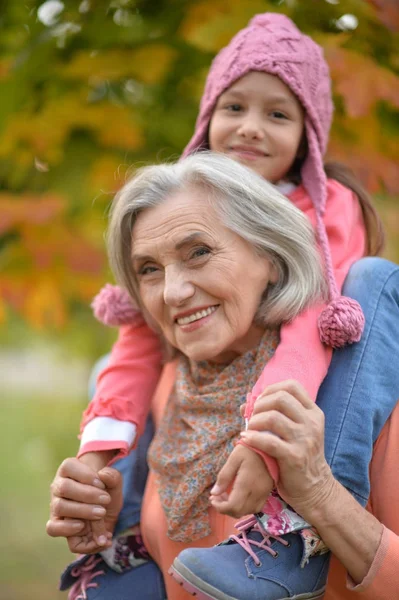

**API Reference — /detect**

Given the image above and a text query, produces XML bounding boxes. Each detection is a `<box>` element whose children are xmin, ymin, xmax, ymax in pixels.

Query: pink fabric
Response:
<box><xmin>80</xmin><ymin>321</ymin><xmax>163</xmax><ymax>450</ymax></box>
<box><xmin>81</xmin><ymin>179</ymin><xmax>366</xmax><ymax>487</ymax></box>
<box><xmin>77</xmin><ymin>440</ymin><xmax>129</xmax><ymax>461</ymax></box>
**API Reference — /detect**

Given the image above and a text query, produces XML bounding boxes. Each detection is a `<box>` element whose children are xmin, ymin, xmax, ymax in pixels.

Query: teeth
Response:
<box><xmin>177</xmin><ymin>306</ymin><xmax>218</xmax><ymax>325</ymax></box>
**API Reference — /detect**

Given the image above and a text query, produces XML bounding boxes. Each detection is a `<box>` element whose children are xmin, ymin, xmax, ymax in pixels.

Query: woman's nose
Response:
<box><xmin>163</xmin><ymin>267</ymin><xmax>195</xmax><ymax>306</ymax></box>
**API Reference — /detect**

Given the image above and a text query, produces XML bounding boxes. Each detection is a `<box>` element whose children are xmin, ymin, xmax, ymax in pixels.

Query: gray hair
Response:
<box><xmin>107</xmin><ymin>151</ymin><xmax>326</xmax><ymax>327</ymax></box>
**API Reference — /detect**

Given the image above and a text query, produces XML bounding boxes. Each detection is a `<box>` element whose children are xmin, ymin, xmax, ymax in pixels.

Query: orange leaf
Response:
<box><xmin>326</xmin><ymin>46</ymin><xmax>399</xmax><ymax>117</ymax></box>
<box><xmin>24</xmin><ymin>278</ymin><xmax>67</xmax><ymax>330</ymax></box>
<box><xmin>367</xmin><ymin>0</ymin><xmax>399</xmax><ymax>31</ymax></box>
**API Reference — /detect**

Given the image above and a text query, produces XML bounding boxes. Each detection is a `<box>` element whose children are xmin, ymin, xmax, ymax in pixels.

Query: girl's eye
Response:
<box><xmin>271</xmin><ymin>110</ymin><xmax>288</xmax><ymax>119</ymax></box>
<box><xmin>225</xmin><ymin>103</ymin><xmax>242</xmax><ymax>112</ymax></box>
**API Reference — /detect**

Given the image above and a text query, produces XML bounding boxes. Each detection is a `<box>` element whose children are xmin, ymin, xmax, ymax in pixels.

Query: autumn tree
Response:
<box><xmin>0</xmin><ymin>0</ymin><xmax>398</xmax><ymax>333</ymax></box>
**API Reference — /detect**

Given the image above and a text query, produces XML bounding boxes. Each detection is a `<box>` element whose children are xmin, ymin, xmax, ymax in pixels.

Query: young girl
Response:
<box><xmin>54</xmin><ymin>12</ymin><xmax>399</xmax><ymax>600</ymax></box>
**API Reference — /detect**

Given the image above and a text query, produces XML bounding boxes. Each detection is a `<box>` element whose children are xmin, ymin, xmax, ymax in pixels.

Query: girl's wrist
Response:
<box><xmin>79</xmin><ymin>450</ymin><xmax>117</xmax><ymax>473</ymax></box>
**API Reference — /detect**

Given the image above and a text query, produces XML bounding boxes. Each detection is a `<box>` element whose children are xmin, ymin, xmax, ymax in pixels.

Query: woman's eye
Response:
<box><xmin>139</xmin><ymin>265</ymin><xmax>158</xmax><ymax>276</ymax></box>
<box><xmin>190</xmin><ymin>247</ymin><xmax>211</xmax><ymax>260</ymax></box>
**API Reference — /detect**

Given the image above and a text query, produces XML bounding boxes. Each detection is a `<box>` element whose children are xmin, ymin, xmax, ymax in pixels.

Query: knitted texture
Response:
<box><xmin>182</xmin><ymin>12</ymin><xmax>365</xmax><ymax>347</ymax></box>
<box><xmin>318</xmin><ymin>297</ymin><xmax>365</xmax><ymax>348</ymax></box>
<box><xmin>91</xmin><ymin>284</ymin><xmax>143</xmax><ymax>327</ymax></box>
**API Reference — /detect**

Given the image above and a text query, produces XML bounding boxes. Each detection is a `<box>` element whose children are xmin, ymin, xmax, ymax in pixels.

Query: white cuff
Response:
<box><xmin>80</xmin><ymin>417</ymin><xmax>136</xmax><ymax>449</ymax></box>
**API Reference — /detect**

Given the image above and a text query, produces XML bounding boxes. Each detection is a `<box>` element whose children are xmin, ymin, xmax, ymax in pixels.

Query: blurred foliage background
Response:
<box><xmin>0</xmin><ymin>0</ymin><xmax>398</xmax><ymax>598</ymax></box>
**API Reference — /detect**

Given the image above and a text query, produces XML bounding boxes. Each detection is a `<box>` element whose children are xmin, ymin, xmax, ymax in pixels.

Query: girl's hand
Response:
<box><xmin>240</xmin><ymin>380</ymin><xmax>335</xmax><ymax>522</ymax></box>
<box><xmin>210</xmin><ymin>444</ymin><xmax>273</xmax><ymax>519</ymax></box>
<box><xmin>46</xmin><ymin>458</ymin><xmax>123</xmax><ymax>553</ymax></box>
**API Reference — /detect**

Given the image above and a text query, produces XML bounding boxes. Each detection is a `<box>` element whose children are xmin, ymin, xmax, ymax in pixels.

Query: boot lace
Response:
<box><xmin>230</xmin><ymin>515</ymin><xmax>290</xmax><ymax>566</ymax></box>
<box><xmin>68</xmin><ymin>555</ymin><xmax>105</xmax><ymax>600</ymax></box>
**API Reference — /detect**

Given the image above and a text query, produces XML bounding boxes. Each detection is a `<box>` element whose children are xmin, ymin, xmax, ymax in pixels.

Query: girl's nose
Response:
<box><xmin>236</xmin><ymin>114</ymin><xmax>265</xmax><ymax>140</ymax></box>
<box><xmin>163</xmin><ymin>267</ymin><xmax>195</xmax><ymax>306</ymax></box>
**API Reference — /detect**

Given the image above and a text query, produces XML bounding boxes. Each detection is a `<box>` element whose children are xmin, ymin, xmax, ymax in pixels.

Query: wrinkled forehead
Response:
<box><xmin>130</xmin><ymin>187</ymin><xmax>225</xmax><ymax>258</ymax></box>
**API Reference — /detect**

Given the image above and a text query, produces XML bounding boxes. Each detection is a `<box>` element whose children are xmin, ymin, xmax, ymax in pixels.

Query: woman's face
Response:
<box><xmin>131</xmin><ymin>186</ymin><xmax>277</xmax><ymax>363</ymax></box>
<box><xmin>209</xmin><ymin>71</ymin><xmax>305</xmax><ymax>184</ymax></box>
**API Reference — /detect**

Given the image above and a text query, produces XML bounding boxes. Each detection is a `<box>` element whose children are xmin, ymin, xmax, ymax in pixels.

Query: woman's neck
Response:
<box><xmin>194</xmin><ymin>322</ymin><xmax>269</xmax><ymax>366</ymax></box>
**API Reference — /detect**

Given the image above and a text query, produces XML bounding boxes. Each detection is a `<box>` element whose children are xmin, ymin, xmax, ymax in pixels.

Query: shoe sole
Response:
<box><xmin>169</xmin><ymin>559</ymin><xmax>326</xmax><ymax>600</ymax></box>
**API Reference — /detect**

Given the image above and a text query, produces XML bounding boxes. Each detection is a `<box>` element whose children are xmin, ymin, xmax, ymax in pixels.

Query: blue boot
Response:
<box><xmin>169</xmin><ymin>516</ymin><xmax>330</xmax><ymax>600</ymax></box>
<box><xmin>60</xmin><ymin>552</ymin><xmax>166</xmax><ymax>600</ymax></box>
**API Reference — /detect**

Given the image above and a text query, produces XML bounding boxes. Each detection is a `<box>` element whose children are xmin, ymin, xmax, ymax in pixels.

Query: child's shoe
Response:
<box><xmin>169</xmin><ymin>515</ymin><xmax>330</xmax><ymax>600</ymax></box>
<box><xmin>60</xmin><ymin>553</ymin><xmax>166</xmax><ymax>599</ymax></box>
<box><xmin>59</xmin><ymin>527</ymin><xmax>152</xmax><ymax>599</ymax></box>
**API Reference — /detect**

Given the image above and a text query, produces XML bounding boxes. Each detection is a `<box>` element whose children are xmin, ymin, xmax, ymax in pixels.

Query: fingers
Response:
<box><xmin>240</xmin><ymin>429</ymin><xmax>289</xmax><ymax>461</ymax></box>
<box><xmin>211</xmin><ymin>448</ymin><xmax>273</xmax><ymax>518</ymax></box>
<box><xmin>211</xmin><ymin>459</ymin><xmax>268</xmax><ymax>518</ymax></box>
<box><xmin>248</xmin><ymin>410</ymin><xmax>299</xmax><ymax>442</ymax></box>
<box><xmin>67</xmin><ymin>530</ymin><xmax>113</xmax><ymax>554</ymax></box>
<box><xmin>51</xmin><ymin>477</ymin><xmax>111</xmax><ymax>506</ymax></box>
<box><xmin>98</xmin><ymin>467</ymin><xmax>122</xmax><ymax>491</ymax></box>
<box><xmin>251</xmin><ymin>393</ymin><xmax>304</xmax><ymax>426</ymax></box>
<box><xmin>253</xmin><ymin>380</ymin><xmax>314</xmax><ymax>416</ymax></box>
<box><xmin>46</xmin><ymin>518</ymin><xmax>85</xmax><ymax>538</ymax></box>
<box><xmin>57</xmin><ymin>457</ymin><xmax>106</xmax><ymax>488</ymax></box>
<box><xmin>210</xmin><ymin>452</ymin><xmax>242</xmax><ymax>497</ymax></box>
<box><xmin>90</xmin><ymin>518</ymin><xmax>112</xmax><ymax>547</ymax></box>
<box><xmin>50</xmin><ymin>496</ymin><xmax>107</xmax><ymax>521</ymax></box>
<box><xmin>211</xmin><ymin>487</ymin><xmax>252</xmax><ymax>518</ymax></box>
<box><xmin>46</xmin><ymin>517</ymin><xmax>113</xmax><ymax>551</ymax></box>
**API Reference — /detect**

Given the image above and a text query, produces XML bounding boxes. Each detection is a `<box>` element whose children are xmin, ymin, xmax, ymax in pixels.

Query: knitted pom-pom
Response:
<box><xmin>318</xmin><ymin>296</ymin><xmax>365</xmax><ymax>348</ymax></box>
<box><xmin>91</xmin><ymin>284</ymin><xmax>142</xmax><ymax>327</ymax></box>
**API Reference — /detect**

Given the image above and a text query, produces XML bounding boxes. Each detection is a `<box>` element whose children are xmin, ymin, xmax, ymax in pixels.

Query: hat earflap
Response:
<box><xmin>303</xmin><ymin>126</ymin><xmax>365</xmax><ymax>348</ymax></box>
<box><xmin>91</xmin><ymin>284</ymin><xmax>143</xmax><ymax>327</ymax></box>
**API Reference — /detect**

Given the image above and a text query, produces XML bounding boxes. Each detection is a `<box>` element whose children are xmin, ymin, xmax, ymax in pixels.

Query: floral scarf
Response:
<box><xmin>147</xmin><ymin>329</ymin><xmax>279</xmax><ymax>542</ymax></box>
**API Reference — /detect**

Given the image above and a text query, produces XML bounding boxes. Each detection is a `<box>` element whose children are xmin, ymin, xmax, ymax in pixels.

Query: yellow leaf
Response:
<box><xmin>88</xmin><ymin>155</ymin><xmax>128</xmax><ymax>198</ymax></box>
<box><xmin>129</xmin><ymin>45</ymin><xmax>178</xmax><ymax>85</ymax></box>
<box><xmin>0</xmin><ymin>93</ymin><xmax>144</xmax><ymax>162</ymax></box>
<box><xmin>0</xmin><ymin>295</ymin><xmax>6</xmax><ymax>324</ymax></box>
<box><xmin>62</xmin><ymin>45</ymin><xmax>177</xmax><ymax>85</ymax></box>
<box><xmin>179</xmin><ymin>0</ymin><xmax>273</xmax><ymax>52</ymax></box>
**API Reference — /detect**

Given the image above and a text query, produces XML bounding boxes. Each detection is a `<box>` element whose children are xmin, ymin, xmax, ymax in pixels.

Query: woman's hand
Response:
<box><xmin>46</xmin><ymin>457</ymin><xmax>123</xmax><ymax>554</ymax></box>
<box><xmin>240</xmin><ymin>380</ymin><xmax>335</xmax><ymax>521</ymax></box>
<box><xmin>210</xmin><ymin>444</ymin><xmax>274</xmax><ymax>518</ymax></box>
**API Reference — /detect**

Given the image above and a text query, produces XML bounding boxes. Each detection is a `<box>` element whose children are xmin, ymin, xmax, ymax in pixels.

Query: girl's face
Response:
<box><xmin>209</xmin><ymin>71</ymin><xmax>305</xmax><ymax>184</ymax></box>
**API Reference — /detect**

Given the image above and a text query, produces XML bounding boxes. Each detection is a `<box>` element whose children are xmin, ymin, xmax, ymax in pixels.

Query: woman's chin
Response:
<box><xmin>178</xmin><ymin>342</ymin><xmax>235</xmax><ymax>364</ymax></box>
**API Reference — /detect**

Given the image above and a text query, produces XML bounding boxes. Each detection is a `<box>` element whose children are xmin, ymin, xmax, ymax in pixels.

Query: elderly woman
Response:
<box><xmin>50</xmin><ymin>154</ymin><xmax>399</xmax><ymax>600</ymax></box>
<box><xmin>51</xmin><ymin>152</ymin><xmax>325</xmax><ymax>596</ymax></box>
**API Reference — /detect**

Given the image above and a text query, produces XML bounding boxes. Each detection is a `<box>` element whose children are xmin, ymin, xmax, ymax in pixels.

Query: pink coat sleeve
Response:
<box><xmin>247</xmin><ymin>180</ymin><xmax>367</xmax><ymax>480</ymax></box>
<box><xmin>79</xmin><ymin>320</ymin><xmax>163</xmax><ymax>455</ymax></box>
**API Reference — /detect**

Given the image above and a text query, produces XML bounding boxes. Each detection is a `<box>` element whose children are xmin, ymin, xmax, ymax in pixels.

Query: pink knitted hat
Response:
<box><xmin>181</xmin><ymin>12</ymin><xmax>364</xmax><ymax>348</ymax></box>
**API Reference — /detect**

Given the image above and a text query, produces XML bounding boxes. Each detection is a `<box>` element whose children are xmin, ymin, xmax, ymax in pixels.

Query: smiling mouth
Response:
<box><xmin>230</xmin><ymin>146</ymin><xmax>268</xmax><ymax>158</ymax></box>
<box><xmin>176</xmin><ymin>305</ymin><xmax>219</xmax><ymax>326</ymax></box>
